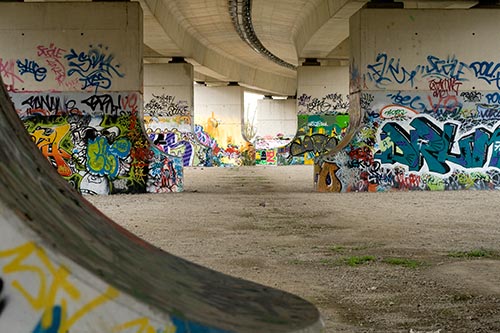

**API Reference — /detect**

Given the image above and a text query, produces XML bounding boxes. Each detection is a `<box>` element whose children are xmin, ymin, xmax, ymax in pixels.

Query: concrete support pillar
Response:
<box><xmin>144</xmin><ymin>63</ymin><xmax>211</xmax><ymax>167</ymax></box>
<box><xmin>293</xmin><ymin>65</ymin><xmax>350</xmax><ymax>168</ymax></box>
<box><xmin>330</xmin><ymin>8</ymin><xmax>500</xmax><ymax>192</ymax></box>
<box><xmin>253</xmin><ymin>98</ymin><xmax>297</xmax><ymax>165</ymax></box>
<box><xmin>194</xmin><ymin>84</ymin><xmax>250</xmax><ymax>166</ymax></box>
<box><xmin>0</xmin><ymin>2</ymin><xmax>183</xmax><ymax>194</ymax></box>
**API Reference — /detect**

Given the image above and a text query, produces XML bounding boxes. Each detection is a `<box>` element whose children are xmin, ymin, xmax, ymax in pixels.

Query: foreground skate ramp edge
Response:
<box><xmin>0</xmin><ymin>82</ymin><xmax>323</xmax><ymax>332</ymax></box>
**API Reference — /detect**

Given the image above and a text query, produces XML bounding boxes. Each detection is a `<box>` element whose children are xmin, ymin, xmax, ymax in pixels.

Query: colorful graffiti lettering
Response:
<box><xmin>149</xmin><ymin>128</ymin><xmax>210</xmax><ymax>167</ymax></box>
<box><xmin>31</xmin><ymin>123</ymin><xmax>73</xmax><ymax>177</ymax></box>
<box><xmin>256</xmin><ymin>149</ymin><xmax>277</xmax><ymax>165</ymax></box>
<box><xmin>16</xmin><ymin>92</ymin><xmax>182</xmax><ymax>194</ymax></box>
<box><xmin>290</xmin><ymin>134</ymin><xmax>338</xmax><ymax>159</ymax></box>
<box><xmin>87</xmin><ymin>136</ymin><xmax>131</xmax><ymax>178</ymax></box>
<box><xmin>380</xmin><ymin>105</ymin><xmax>417</xmax><ymax>120</ymax></box>
<box><xmin>285</xmin><ymin>114</ymin><xmax>349</xmax><ymax>165</ymax></box>
<box><xmin>315</xmin><ymin>162</ymin><xmax>342</xmax><ymax>192</ymax></box>
<box><xmin>65</xmin><ymin>45</ymin><xmax>124</xmax><ymax>91</ymax></box>
<box><xmin>0</xmin><ymin>242</ymin><xmax>119</xmax><ymax>333</ymax></box>
<box><xmin>376</xmin><ymin>116</ymin><xmax>500</xmax><ymax>174</ymax></box>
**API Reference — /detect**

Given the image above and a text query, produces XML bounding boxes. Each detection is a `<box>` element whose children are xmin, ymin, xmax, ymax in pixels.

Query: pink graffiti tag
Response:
<box><xmin>0</xmin><ymin>58</ymin><xmax>24</xmax><ymax>88</ymax></box>
<box><xmin>37</xmin><ymin>43</ymin><xmax>67</xmax><ymax>85</ymax></box>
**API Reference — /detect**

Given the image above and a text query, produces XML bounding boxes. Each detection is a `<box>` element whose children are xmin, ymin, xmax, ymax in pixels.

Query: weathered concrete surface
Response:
<box><xmin>0</xmin><ymin>82</ymin><xmax>323</xmax><ymax>331</ymax></box>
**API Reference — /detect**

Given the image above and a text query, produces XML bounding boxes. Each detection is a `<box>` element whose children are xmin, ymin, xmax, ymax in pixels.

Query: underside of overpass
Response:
<box><xmin>139</xmin><ymin>0</ymin><xmax>483</xmax><ymax>95</ymax></box>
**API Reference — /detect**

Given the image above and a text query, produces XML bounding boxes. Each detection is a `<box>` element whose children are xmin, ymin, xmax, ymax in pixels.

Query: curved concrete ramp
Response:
<box><xmin>0</xmin><ymin>83</ymin><xmax>323</xmax><ymax>332</ymax></box>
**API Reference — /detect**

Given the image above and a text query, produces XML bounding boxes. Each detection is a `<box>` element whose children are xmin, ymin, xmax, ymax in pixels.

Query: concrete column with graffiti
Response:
<box><xmin>0</xmin><ymin>2</ymin><xmax>183</xmax><ymax>194</ymax></box>
<box><xmin>280</xmin><ymin>65</ymin><xmax>350</xmax><ymax>188</ymax></box>
<box><xmin>194</xmin><ymin>85</ymin><xmax>251</xmax><ymax>166</ymax></box>
<box><xmin>325</xmin><ymin>9</ymin><xmax>500</xmax><ymax>192</ymax></box>
<box><xmin>253</xmin><ymin>98</ymin><xmax>297</xmax><ymax>165</ymax></box>
<box><xmin>144</xmin><ymin>63</ymin><xmax>213</xmax><ymax>167</ymax></box>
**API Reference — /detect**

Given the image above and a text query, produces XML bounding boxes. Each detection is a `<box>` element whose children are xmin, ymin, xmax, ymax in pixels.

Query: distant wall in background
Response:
<box><xmin>195</xmin><ymin>85</ymin><xmax>253</xmax><ymax>166</ymax></box>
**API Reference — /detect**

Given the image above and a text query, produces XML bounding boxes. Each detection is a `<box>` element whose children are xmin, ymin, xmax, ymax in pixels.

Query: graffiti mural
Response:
<box><xmin>0</xmin><ymin>242</ymin><xmax>120</xmax><ymax>332</ymax></box>
<box><xmin>321</xmin><ymin>52</ymin><xmax>500</xmax><ymax>192</ymax></box>
<box><xmin>254</xmin><ymin>135</ymin><xmax>291</xmax><ymax>166</ymax></box>
<box><xmin>144</xmin><ymin>93</ymin><xmax>214</xmax><ymax>167</ymax></box>
<box><xmin>284</xmin><ymin>114</ymin><xmax>350</xmax><ymax>165</ymax></box>
<box><xmin>268</xmin><ymin>92</ymin><xmax>350</xmax><ymax>167</ymax></box>
<box><xmin>14</xmin><ymin>92</ymin><xmax>182</xmax><ymax>194</ymax></box>
<box><xmin>0</xmin><ymin>242</ymin><xmax>194</xmax><ymax>332</ymax></box>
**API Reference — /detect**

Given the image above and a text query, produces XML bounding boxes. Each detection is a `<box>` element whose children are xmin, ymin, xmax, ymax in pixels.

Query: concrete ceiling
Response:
<box><xmin>139</xmin><ymin>0</ymin><xmax>480</xmax><ymax>95</ymax></box>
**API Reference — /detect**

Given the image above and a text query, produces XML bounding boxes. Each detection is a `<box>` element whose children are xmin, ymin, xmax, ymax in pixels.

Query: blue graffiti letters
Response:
<box><xmin>65</xmin><ymin>46</ymin><xmax>124</xmax><ymax>91</ymax></box>
<box><xmin>422</xmin><ymin>55</ymin><xmax>468</xmax><ymax>81</ymax></box>
<box><xmin>376</xmin><ymin>116</ymin><xmax>500</xmax><ymax>173</ymax></box>
<box><xmin>17</xmin><ymin>59</ymin><xmax>47</xmax><ymax>82</ymax></box>
<box><xmin>469</xmin><ymin>61</ymin><xmax>500</xmax><ymax>89</ymax></box>
<box><xmin>367</xmin><ymin>53</ymin><xmax>419</xmax><ymax>87</ymax></box>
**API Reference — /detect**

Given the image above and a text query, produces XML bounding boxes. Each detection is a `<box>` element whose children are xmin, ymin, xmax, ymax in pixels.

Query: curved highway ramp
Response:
<box><xmin>0</xmin><ymin>80</ymin><xmax>323</xmax><ymax>332</ymax></box>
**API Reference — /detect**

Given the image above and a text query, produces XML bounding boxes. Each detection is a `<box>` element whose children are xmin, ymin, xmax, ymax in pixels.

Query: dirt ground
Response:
<box><xmin>86</xmin><ymin>165</ymin><xmax>500</xmax><ymax>333</ymax></box>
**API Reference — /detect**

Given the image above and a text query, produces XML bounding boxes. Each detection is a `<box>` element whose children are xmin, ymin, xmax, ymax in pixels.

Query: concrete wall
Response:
<box><xmin>253</xmin><ymin>99</ymin><xmax>296</xmax><ymax>165</ymax></box>
<box><xmin>254</xmin><ymin>99</ymin><xmax>297</xmax><ymax>139</ymax></box>
<box><xmin>318</xmin><ymin>9</ymin><xmax>500</xmax><ymax>192</ymax></box>
<box><xmin>0</xmin><ymin>2</ymin><xmax>183</xmax><ymax>193</ymax></box>
<box><xmin>144</xmin><ymin>63</ymin><xmax>211</xmax><ymax>167</ymax></box>
<box><xmin>194</xmin><ymin>85</ymin><xmax>251</xmax><ymax>166</ymax></box>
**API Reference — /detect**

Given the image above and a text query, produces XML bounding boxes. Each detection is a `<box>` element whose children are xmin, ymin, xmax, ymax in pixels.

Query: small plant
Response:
<box><xmin>328</xmin><ymin>245</ymin><xmax>346</xmax><ymax>253</ymax></box>
<box><xmin>383</xmin><ymin>258</ymin><xmax>423</xmax><ymax>269</ymax></box>
<box><xmin>447</xmin><ymin>248</ymin><xmax>496</xmax><ymax>258</ymax></box>
<box><xmin>319</xmin><ymin>258</ymin><xmax>335</xmax><ymax>266</ymax></box>
<box><xmin>344</xmin><ymin>255</ymin><xmax>375</xmax><ymax>267</ymax></box>
<box><xmin>452</xmin><ymin>293</ymin><xmax>474</xmax><ymax>302</ymax></box>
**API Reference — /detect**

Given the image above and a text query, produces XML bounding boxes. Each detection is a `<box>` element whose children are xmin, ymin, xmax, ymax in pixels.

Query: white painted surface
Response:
<box><xmin>297</xmin><ymin>65</ymin><xmax>349</xmax><ymax>114</ymax></box>
<box><xmin>254</xmin><ymin>99</ymin><xmax>297</xmax><ymax>138</ymax></box>
<box><xmin>194</xmin><ymin>85</ymin><xmax>245</xmax><ymax>147</ymax></box>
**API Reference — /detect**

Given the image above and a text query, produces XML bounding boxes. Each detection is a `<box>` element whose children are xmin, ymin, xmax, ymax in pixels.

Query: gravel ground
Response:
<box><xmin>86</xmin><ymin>165</ymin><xmax>500</xmax><ymax>333</ymax></box>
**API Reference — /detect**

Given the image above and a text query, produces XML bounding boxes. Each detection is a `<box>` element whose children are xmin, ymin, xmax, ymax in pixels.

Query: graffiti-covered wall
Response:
<box><xmin>144</xmin><ymin>63</ymin><xmax>211</xmax><ymax>167</ymax></box>
<box><xmin>283</xmin><ymin>66</ymin><xmax>350</xmax><ymax>166</ymax></box>
<box><xmin>0</xmin><ymin>2</ymin><xmax>182</xmax><ymax>193</ymax></box>
<box><xmin>317</xmin><ymin>9</ymin><xmax>500</xmax><ymax>192</ymax></box>
<box><xmin>253</xmin><ymin>99</ymin><xmax>296</xmax><ymax>166</ymax></box>
<box><xmin>194</xmin><ymin>85</ymin><xmax>253</xmax><ymax>166</ymax></box>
